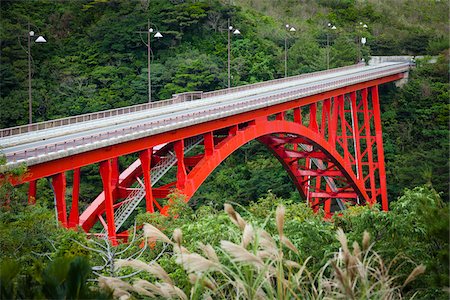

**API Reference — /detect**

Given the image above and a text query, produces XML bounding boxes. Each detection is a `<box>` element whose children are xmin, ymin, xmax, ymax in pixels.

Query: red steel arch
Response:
<box><xmin>157</xmin><ymin>119</ymin><xmax>370</xmax><ymax>216</ymax></box>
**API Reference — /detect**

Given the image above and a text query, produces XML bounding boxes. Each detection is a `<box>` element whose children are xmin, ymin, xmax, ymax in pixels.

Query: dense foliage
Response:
<box><xmin>0</xmin><ymin>186</ymin><xmax>448</xmax><ymax>299</ymax></box>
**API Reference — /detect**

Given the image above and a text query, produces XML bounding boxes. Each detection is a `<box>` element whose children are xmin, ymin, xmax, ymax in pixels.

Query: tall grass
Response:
<box><xmin>103</xmin><ymin>204</ymin><xmax>425</xmax><ymax>299</ymax></box>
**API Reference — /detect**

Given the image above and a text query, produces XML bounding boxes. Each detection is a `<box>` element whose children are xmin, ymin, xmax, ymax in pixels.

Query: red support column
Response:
<box><xmin>204</xmin><ymin>132</ymin><xmax>214</xmax><ymax>156</ymax></box>
<box><xmin>339</xmin><ymin>95</ymin><xmax>350</xmax><ymax>163</ymax></box>
<box><xmin>28</xmin><ymin>180</ymin><xmax>37</xmax><ymax>205</ymax></box>
<box><xmin>309</xmin><ymin>103</ymin><xmax>318</xmax><ymax>132</ymax></box>
<box><xmin>174</xmin><ymin>140</ymin><xmax>187</xmax><ymax>190</ymax></box>
<box><xmin>275</xmin><ymin>112</ymin><xmax>284</xmax><ymax>121</ymax></box>
<box><xmin>371</xmin><ymin>85</ymin><xmax>388</xmax><ymax>210</ymax></box>
<box><xmin>313</xmin><ymin>173</ymin><xmax>322</xmax><ymax>212</ymax></box>
<box><xmin>52</xmin><ymin>173</ymin><xmax>67</xmax><ymax>227</ymax></box>
<box><xmin>324</xmin><ymin>184</ymin><xmax>332</xmax><ymax>218</ymax></box>
<box><xmin>362</xmin><ymin>88</ymin><xmax>376</xmax><ymax>203</ymax></box>
<box><xmin>321</xmin><ymin>98</ymin><xmax>331</xmax><ymax>138</ymax></box>
<box><xmin>228</xmin><ymin>125</ymin><xmax>238</xmax><ymax>136</ymax></box>
<box><xmin>329</xmin><ymin>96</ymin><xmax>341</xmax><ymax>148</ymax></box>
<box><xmin>139</xmin><ymin>149</ymin><xmax>155</xmax><ymax>213</ymax></box>
<box><xmin>68</xmin><ymin>168</ymin><xmax>80</xmax><ymax>228</ymax></box>
<box><xmin>350</xmin><ymin>91</ymin><xmax>363</xmax><ymax>180</ymax></box>
<box><xmin>99</xmin><ymin>160</ymin><xmax>117</xmax><ymax>245</ymax></box>
<box><xmin>293</xmin><ymin>107</ymin><xmax>302</xmax><ymax>124</ymax></box>
<box><xmin>111</xmin><ymin>157</ymin><xmax>119</xmax><ymax>187</ymax></box>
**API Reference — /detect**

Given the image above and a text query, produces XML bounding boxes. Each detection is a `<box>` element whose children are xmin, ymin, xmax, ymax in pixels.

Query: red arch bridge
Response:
<box><xmin>0</xmin><ymin>62</ymin><xmax>410</xmax><ymax>244</ymax></box>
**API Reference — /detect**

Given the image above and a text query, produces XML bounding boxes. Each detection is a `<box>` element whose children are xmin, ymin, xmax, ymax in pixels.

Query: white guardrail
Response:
<box><xmin>2</xmin><ymin>63</ymin><xmax>409</xmax><ymax>168</ymax></box>
<box><xmin>0</xmin><ymin>64</ymin><xmax>365</xmax><ymax>138</ymax></box>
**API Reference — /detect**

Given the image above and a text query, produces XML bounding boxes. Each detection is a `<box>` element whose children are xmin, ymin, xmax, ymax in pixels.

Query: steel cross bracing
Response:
<box><xmin>0</xmin><ymin>63</ymin><xmax>409</xmax><ymax>244</ymax></box>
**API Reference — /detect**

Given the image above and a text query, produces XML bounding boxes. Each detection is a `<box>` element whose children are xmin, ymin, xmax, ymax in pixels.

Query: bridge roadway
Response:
<box><xmin>0</xmin><ymin>62</ymin><xmax>409</xmax><ymax>172</ymax></box>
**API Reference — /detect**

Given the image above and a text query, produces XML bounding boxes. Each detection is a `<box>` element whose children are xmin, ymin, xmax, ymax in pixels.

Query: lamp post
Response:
<box><xmin>284</xmin><ymin>24</ymin><xmax>296</xmax><ymax>78</ymax></box>
<box><xmin>357</xmin><ymin>22</ymin><xmax>368</xmax><ymax>63</ymax></box>
<box><xmin>361</xmin><ymin>36</ymin><xmax>367</xmax><ymax>63</ymax></box>
<box><xmin>138</xmin><ymin>20</ymin><xmax>163</xmax><ymax>103</ymax></box>
<box><xmin>326</xmin><ymin>23</ymin><xmax>336</xmax><ymax>69</ymax></box>
<box><xmin>227</xmin><ymin>20</ymin><xmax>240</xmax><ymax>89</ymax></box>
<box><xmin>27</xmin><ymin>22</ymin><xmax>46</xmax><ymax>124</ymax></box>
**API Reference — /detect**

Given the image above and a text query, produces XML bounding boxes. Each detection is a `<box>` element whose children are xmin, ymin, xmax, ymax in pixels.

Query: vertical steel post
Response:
<box><xmin>362</xmin><ymin>88</ymin><xmax>376</xmax><ymax>203</ymax></box>
<box><xmin>147</xmin><ymin>19</ymin><xmax>152</xmax><ymax>102</ymax></box>
<box><xmin>174</xmin><ymin>140</ymin><xmax>187</xmax><ymax>190</ymax></box>
<box><xmin>329</xmin><ymin>96</ymin><xmax>341</xmax><ymax>148</ymax></box>
<box><xmin>339</xmin><ymin>95</ymin><xmax>350</xmax><ymax>163</ymax></box>
<box><xmin>140</xmin><ymin>149</ymin><xmax>155</xmax><ymax>213</ymax></box>
<box><xmin>28</xmin><ymin>180</ymin><xmax>37</xmax><ymax>205</ymax></box>
<box><xmin>204</xmin><ymin>132</ymin><xmax>214</xmax><ymax>156</ymax></box>
<box><xmin>350</xmin><ymin>91</ymin><xmax>363</xmax><ymax>180</ymax></box>
<box><xmin>293</xmin><ymin>107</ymin><xmax>302</xmax><ymax>124</ymax></box>
<box><xmin>68</xmin><ymin>168</ymin><xmax>80</xmax><ymax>228</ymax></box>
<box><xmin>326</xmin><ymin>33</ymin><xmax>329</xmax><ymax>70</ymax></box>
<box><xmin>324</xmin><ymin>184</ymin><xmax>332</xmax><ymax>218</ymax></box>
<box><xmin>309</xmin><ymin>103</ymin><xmax>318</xmax><ymax>132</ymax></box>
<box><xmin>99</xmin><ymin>160</ymin><xmax>117</xmax><ymax>245</ymax></box>
<box><xmin>321</xmin><ymin>99</ymin><xmax>331</xmax><ymax>137</ymax></box>
<box><xmin>28</xmin><ymin>22</ymin><xmax>32</xmax><ymax>124</ymax></box>
<box><xmin>111</xmin><ymin>157</ymin><xmax>119</xmax><ymax>188</ymax></box>
<box><xmin>227</xmin><ymin>18</ymin><xmax>231</xmax><ymax>89</ymax></box>
<box><xmin>371</xmin><ymin>85</ymin><xmax>388</xmax><ymax>210</ymax></box>
<box><xmin>284</xmin><ymin>35</ymin><xmax>288</xmax><ymax>78</ymax></box>
<box><xmin>52</xmin><ymin>173</ymin><xmax>67</xmax><ymax>227</ymax></box>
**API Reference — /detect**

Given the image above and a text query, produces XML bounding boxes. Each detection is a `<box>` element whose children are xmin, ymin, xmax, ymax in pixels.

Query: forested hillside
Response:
<box><xmin>0</xmin><ymin>0</ymin><xmax>449</xmax><ymax>299</ymax></box>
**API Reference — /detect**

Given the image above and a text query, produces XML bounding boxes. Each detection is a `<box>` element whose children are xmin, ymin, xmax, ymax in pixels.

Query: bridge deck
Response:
<box><xmin>0</xmin><ymin>62</ymin><xmax>409</xmax><ymax>171</ymax></box>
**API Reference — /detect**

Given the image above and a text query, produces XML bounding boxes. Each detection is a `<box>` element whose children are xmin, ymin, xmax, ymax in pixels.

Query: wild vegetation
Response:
<box><xmin>0</xmin><ymin>0</ymin><xmax>449</xmax><ymax>299</ymax></box>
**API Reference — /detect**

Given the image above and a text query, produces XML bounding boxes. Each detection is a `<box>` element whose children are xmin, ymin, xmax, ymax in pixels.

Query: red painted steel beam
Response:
<box><xmin>371</xmin><ymin>85</ymin><xmax>388</xmax><ymax>210</ymax></box>
<box><xmin>139</xmin><ymin>149</ymin><xmax>154</xmax><ymax>213</ymax></box>
<box><xmin>68</xmin><ymin>168</ymin><xmax>80</xmax><ymax>228</ymax></box>
<box><xmin>28</xmin><ymin>180</ymin><xmax>37</xmax><ymax>205</ymax></box>
<box><xmin>51</xmin><ymin>173</ymin><xmax>67</xmax><ymax>227</ymax></box>
<box><xmin>297</xmin><ymin>170</ymin><xmax>343</xmax><ymax>177</ymax></box>
<box><xmin>16</xmin><ymin>74</ymin><xmax>403</xmax><ymax>184</ymax></box>
<box><xmin>99</xmin><ymin>160</ymin><xmax>117</xmax><ymax>245</ymax></box>
<box><xmin>310</xmin><ymin>192</ymin><xmax>357</xmax><ymax>198</ymax></box>
<box><xmin>279</xmin><ymin>149</ymin><xmax>328</xmax><ymax>160</ymax></box>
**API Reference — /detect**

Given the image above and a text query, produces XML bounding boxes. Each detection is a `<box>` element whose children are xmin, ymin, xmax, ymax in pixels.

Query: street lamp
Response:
<box><xmin>284</xmin><ymin>24</ymin><xmax>296</xmax><ymax>78</ymax></box>
<box><xmin>27</xmin><ymin>23</ymin><xmax>47</xmax><ymax>124</ymax></box>
<box><xmin>138</xmin><ymin>20</ymin><xmax>163</xmax><ymax>102</ymax></box>
<box><xmin>326</xmin><ymin>23</ymin><xmax>337</xmax><ymax>69</ymax></box>
<box><xmin>227</xmin><ymin>21</ymin><xmax>240</xmax><ymax>89</ymax></box>
<box><xmin>357</xmin><ymin>22</ymin><xmax>368</xmax><ymax>63</ymax></box>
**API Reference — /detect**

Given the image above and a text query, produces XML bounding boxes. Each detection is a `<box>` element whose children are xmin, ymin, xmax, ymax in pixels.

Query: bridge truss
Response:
<box><xmin>18</xmin><ymin>81</ymin><xmax>389</xmax><ymax>245</ymax></box>
<box><xmin>1</xmin><ymin>61</ymin><xmax>410</xmax><ymax>245</ymax></box>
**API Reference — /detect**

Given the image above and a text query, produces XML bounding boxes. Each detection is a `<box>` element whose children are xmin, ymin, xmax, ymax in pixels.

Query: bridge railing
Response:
<box><xmin>0</xmin><ymin>63</ymin><xmax>364</xmax><ymax>138</ymax></box>
<box><xmin>0</xmin><ymin>96</ymin><xmax>188</xmax><ymax>138</ymax></box>
<box><xmin>202</xmin><ymin>63</ymin><xmax>365</xmax><ymax>98</ymax></box>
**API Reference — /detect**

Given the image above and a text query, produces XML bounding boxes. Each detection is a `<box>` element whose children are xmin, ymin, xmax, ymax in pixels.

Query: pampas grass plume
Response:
<box><xmin>276</xmin><ymin>205</ymin><xmax>285</xmax><ymax>237</ymax></box>
<box><xmin>115</xmin><ymin>259</ymin><xmax>172</xmax><ymax>284</ymax></box>
<box><xmin>221</xmin><ymin>240</ymin><xmax>264</xmax><ymax>269</ymax></box>
<box><xmin>173</xmin><ymin>228</ymin><xmax>183</xmax><ymax>246</ymax></box>
<box><xmin>402</xmin><ymin>265</ymin><xmax>426</xmax><ymax>288</ymax></box>
<box><xmin>198</xmin><ymin>242</ymin><xmax>219</xmax><ymax>263</ymax></box>
<box><xmin>143</xmin><ymin>223</ymin><xmax>173</xmax><ymax>244</ymax></box>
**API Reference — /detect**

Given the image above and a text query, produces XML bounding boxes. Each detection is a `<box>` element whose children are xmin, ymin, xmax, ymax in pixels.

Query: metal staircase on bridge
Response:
<box><xmin>104</xmin><ymin>136</ymin><xmax>204</xmax><ymax>233</ymax></box>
